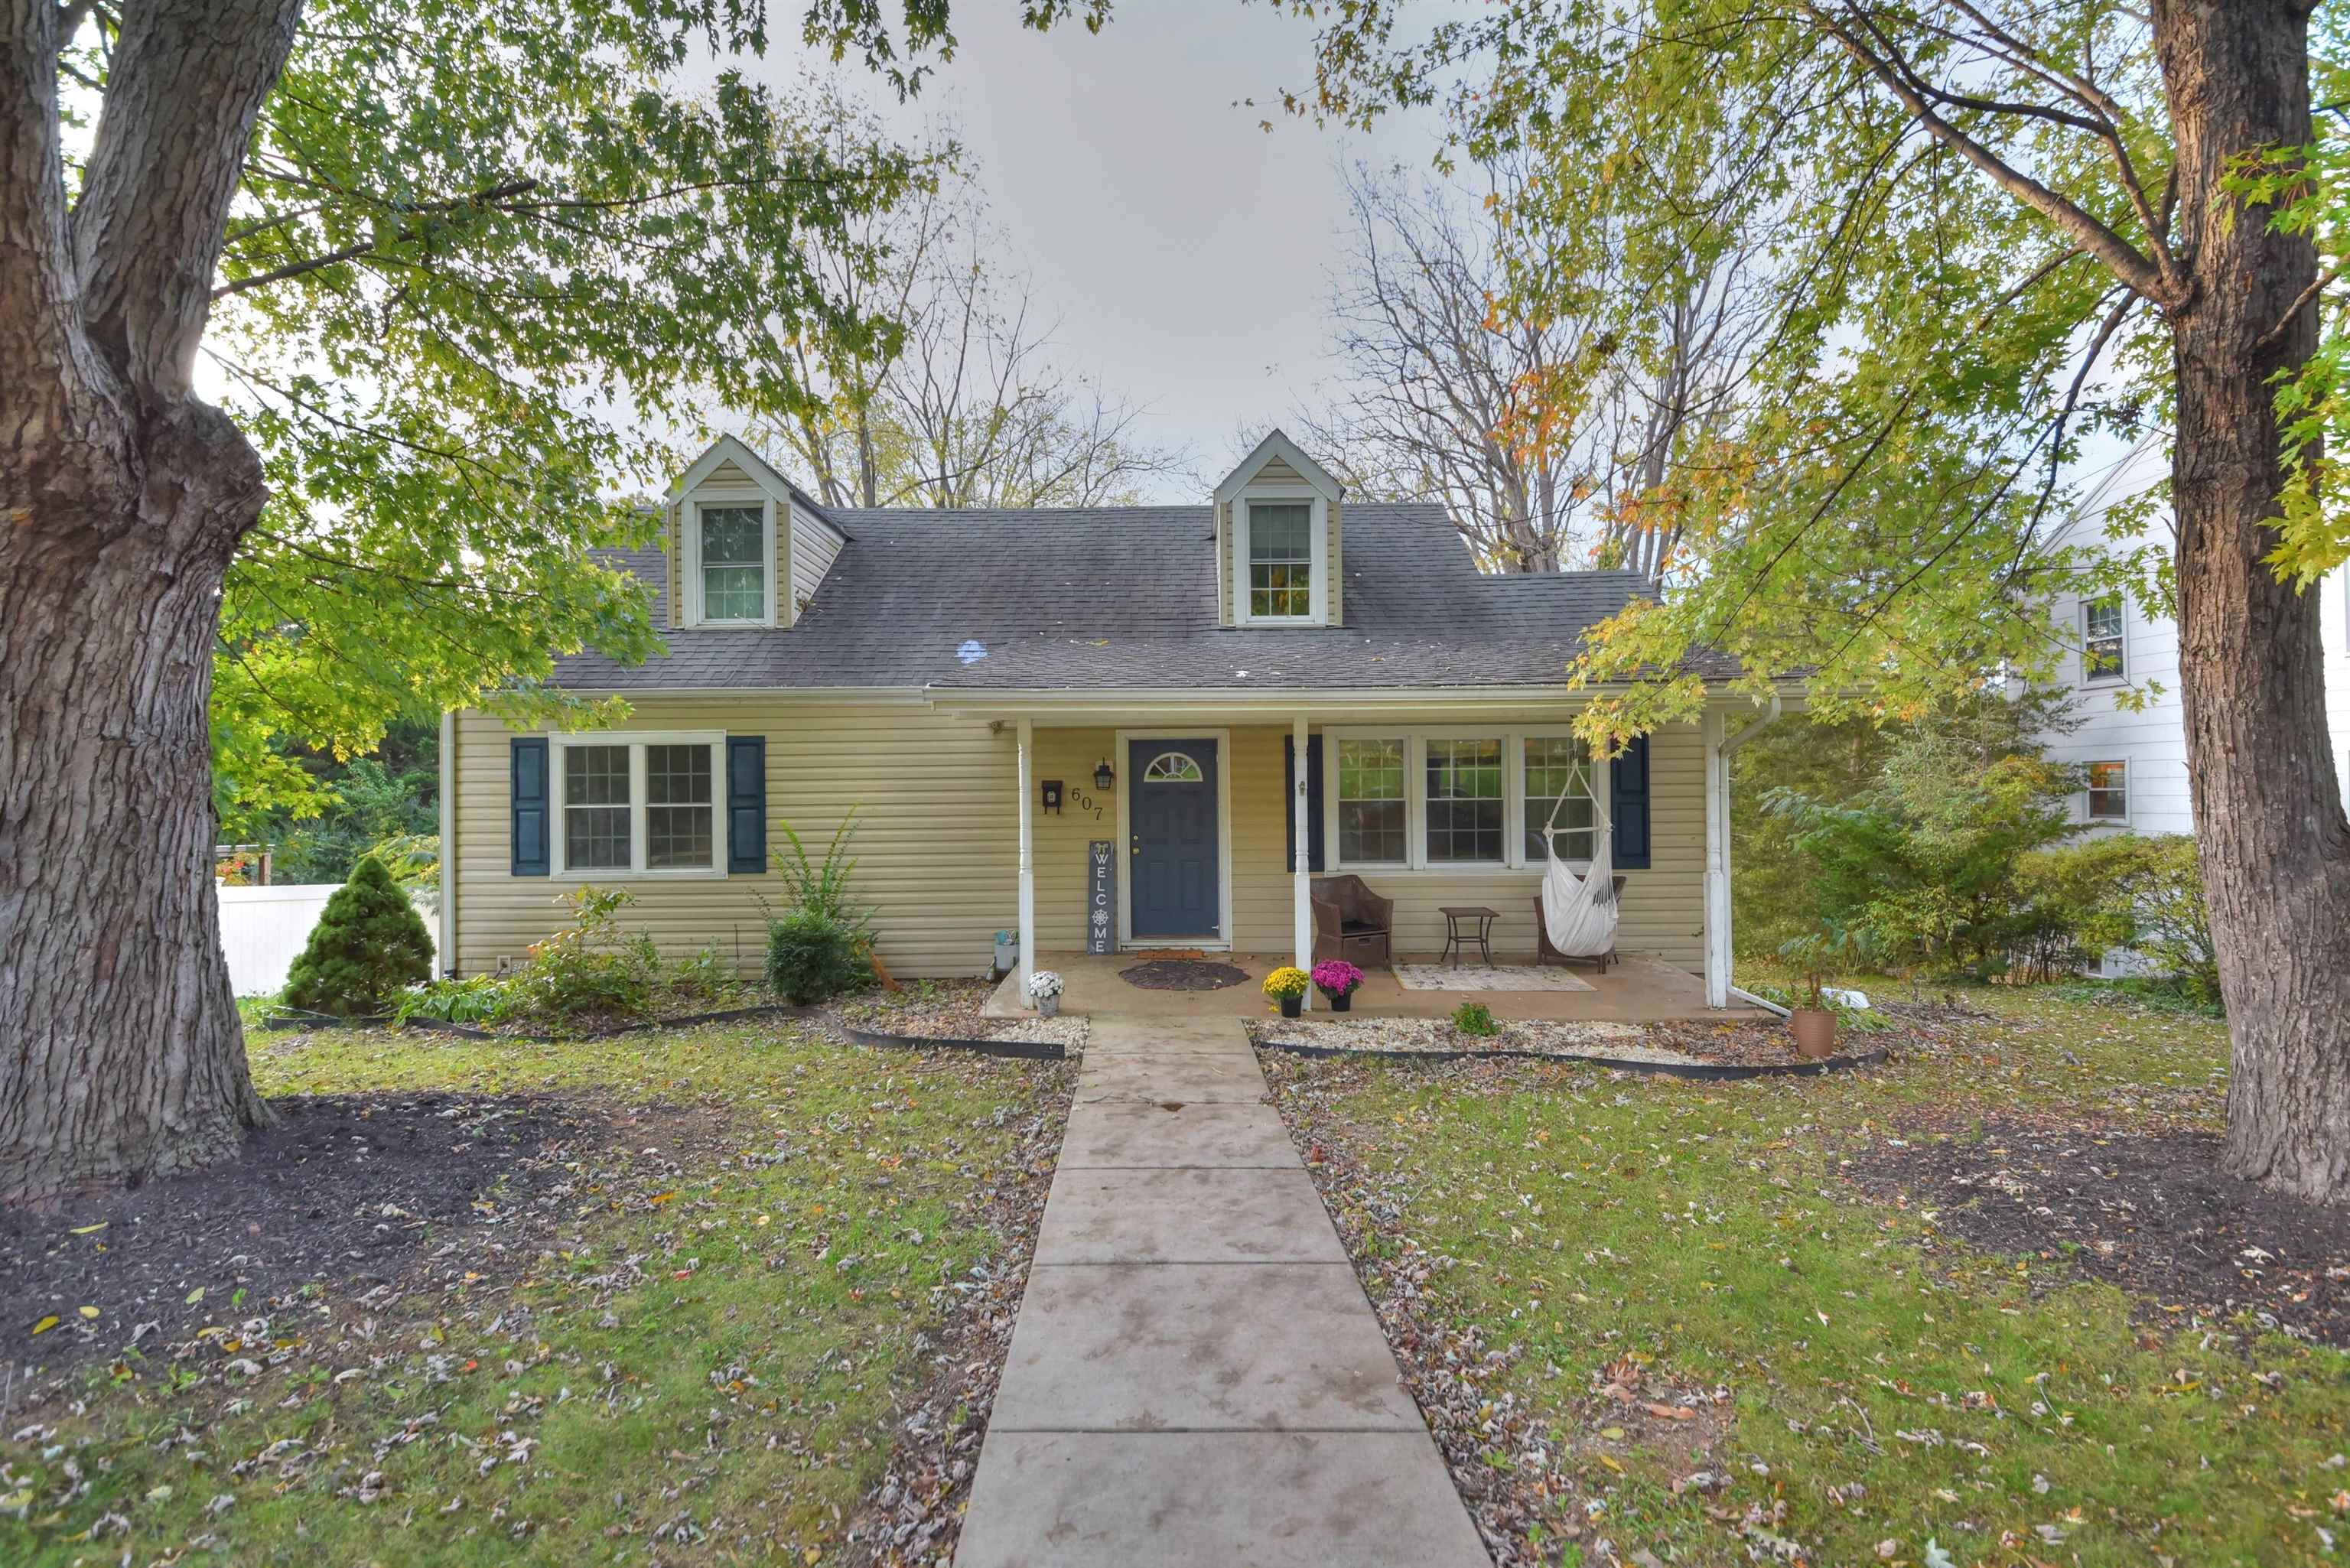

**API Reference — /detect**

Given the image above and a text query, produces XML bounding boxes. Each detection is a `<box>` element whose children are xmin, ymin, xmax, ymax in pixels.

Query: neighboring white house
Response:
<box><xmin>2033</xmin><ymin>440</ymin><xmax>2350</xmax><ymax>836</ymax></box>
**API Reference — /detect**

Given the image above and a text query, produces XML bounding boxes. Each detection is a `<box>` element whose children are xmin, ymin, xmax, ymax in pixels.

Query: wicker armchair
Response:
<box><xmin>1311</xmin><ymin>874</ymin><xmax>1394</xmax><ymax>968</ymax></box>
<box><xmin>1532</xmin><ymin>875</ymin><xmax>1628</xmax><ymax>974</ymax></box>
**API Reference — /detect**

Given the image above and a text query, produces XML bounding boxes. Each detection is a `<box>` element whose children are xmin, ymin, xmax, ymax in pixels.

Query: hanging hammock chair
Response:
<box><xmin>1538</xmin><ymin>760</ymin><xmax>1619</xmax><ymax>959</ymax></box>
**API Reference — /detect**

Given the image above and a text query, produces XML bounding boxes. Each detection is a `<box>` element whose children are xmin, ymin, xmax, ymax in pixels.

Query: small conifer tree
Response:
<box><xmin>281</xmin><ymin>854</ymin><xmax>436</xmax><ymax>1015</ymax></box>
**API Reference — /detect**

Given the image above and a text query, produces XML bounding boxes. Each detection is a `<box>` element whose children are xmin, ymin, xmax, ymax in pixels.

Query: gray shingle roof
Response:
<box><xmin>552</xmin><ymin>503</ymin><xmax>1668</xmax><ymax>691</ymax></box>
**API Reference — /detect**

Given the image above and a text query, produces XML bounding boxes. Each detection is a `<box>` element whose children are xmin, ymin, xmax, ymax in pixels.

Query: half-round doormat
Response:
<box><xmin>1118</xmin><ymin>960</ymin><xmax>1251</xmax><ymax>992</ymax></box>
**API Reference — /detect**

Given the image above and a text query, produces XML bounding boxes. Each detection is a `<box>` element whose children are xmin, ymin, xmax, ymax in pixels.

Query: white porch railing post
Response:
<box><xmin>1703</xmin><ymin>709</ymin><xmax>1731</xmax><ymax>1009</ymax></box>
<box><xmin>1017</xmin><ymin>717</ymin><xmax>1037</xmax><ymax>996</ymax></box>
<box><xmin>1292</xmin><ymin>715</ymin><xmax>1313</xmax><ymax>1010</ymax></box>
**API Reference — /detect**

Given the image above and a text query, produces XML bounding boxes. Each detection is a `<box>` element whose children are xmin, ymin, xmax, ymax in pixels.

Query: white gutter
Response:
<box><xmin>1704</xmin><ymin>695</ymin><xmax>1785</xmax><ymax>1010</ymax></box>
<box><xmin>438</xmin><ymin>710</ymin><xmax>457</xmax><ymax>978</ymax></box>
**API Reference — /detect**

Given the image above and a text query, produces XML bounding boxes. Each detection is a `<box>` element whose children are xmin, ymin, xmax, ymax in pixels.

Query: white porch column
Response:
<box><xmin>1017</xmin><ymin>717</ymin><xmax>1037</xmax><ymax>996</ymax></box>
<box><xmin>1292</xmin><ymin>714</ymin><xmax>1313</xmax><ymax>1010</ymax></box>
<box><xmin>1703</xmin><ymin>709</ymin><xmax>1732</xmax><ymax>1009</ymax></box>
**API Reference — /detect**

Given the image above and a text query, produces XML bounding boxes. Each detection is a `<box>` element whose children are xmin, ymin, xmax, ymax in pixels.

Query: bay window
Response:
<box><xmin>553</xmin><ymin>733</ymin><xmax>728</xmax><ymax>875</ymax></box>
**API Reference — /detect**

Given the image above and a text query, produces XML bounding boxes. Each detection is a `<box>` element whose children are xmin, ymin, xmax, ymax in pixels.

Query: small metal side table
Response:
<box><xmin>1437</xmin><ymin>905</ymin><xmax>1499</xmax><ymax>968</ymax></box>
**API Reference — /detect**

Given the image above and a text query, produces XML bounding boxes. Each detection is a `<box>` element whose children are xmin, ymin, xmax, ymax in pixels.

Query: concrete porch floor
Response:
<box><xmin>984</xmin><ymin>950</ymin><xmax>1772</xmax><ymax>1023</ymax></box>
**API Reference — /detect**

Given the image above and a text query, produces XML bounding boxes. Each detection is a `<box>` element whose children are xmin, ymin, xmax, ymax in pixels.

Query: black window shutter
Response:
<box><xmin>1282</xmin><ymin>734</ymin><xmax>1326</xmax><ymax>873</ymax></box>
<box><xmin>511</xmin><ymin>737</ymin><xmax>550</xmax><ymax>876</ymax></box>
<box><xmin>727</xmin><ymin>736</ymin><xmax>767</xmax><ymax>873</ymax></box>
<box><xmin>1611</xmin><ymin>735</ymin><xmax>1651</xmax><ymax>870</ymax></box>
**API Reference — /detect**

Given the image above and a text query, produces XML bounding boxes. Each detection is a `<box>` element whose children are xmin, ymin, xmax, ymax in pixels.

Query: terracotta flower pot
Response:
<box><xmin>1278</xmin><ymin>994</ymin><xmax>1304</xmax><ymax>1018</ymax></box>
<box><xmin>1788</xmin><ymin>1007</ymin><xmax>1837</xmax><ymax>1059</ymax></box>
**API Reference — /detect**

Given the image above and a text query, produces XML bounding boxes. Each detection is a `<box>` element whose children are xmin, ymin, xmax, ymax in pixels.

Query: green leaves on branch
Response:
<box><xmin>204</xmin><ymin>0</ymin><xmax>922</xmax><ymax>820</ymax></box>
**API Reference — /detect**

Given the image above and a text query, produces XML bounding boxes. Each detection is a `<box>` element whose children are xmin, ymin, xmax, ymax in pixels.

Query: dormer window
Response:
<box><xmin>1246</xmin><ymin>500</ymin><xmax>1316</xmax><ymax>619</ymax></box>
<box><xmin>695</xmin><ymin>503</ymin><xmax>769</xmax><ymax>622</ymax></box>
<box><xmin>1219</xmin><ymin>429</ymin><xmax>1342</xmax><ymax>628</ymax></box>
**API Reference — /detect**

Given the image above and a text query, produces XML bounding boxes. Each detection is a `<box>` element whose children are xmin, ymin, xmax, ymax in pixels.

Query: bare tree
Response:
<box><xmin>754</xmin><ymin>90</ymin><xmax>1189</xmax><ymax>510</ymax></box>
<box><xmin>1297</xmin><ymin>160</ymin><xmax>1762</xmax><ymax>577</ymax></box>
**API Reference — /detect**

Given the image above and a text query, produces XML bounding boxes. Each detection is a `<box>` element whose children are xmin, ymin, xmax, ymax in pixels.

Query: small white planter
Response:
<box><xmin>1035</xmin><ymin>995</ymin><xmax>1061</xmax><ymax>1019</ymax></box>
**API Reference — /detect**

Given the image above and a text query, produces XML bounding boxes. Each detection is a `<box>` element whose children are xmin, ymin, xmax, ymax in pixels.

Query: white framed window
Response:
<box><xmin>1423</xmin><ymin>736</ymin><xmax>1506</xmax><ymax>864</ymax></box>
<box><xmin>1324</xmin><ymin>729</ymin><xmax>1611</xmax><ymax>873</ymax></box>
<box><xmin>2082</xmin><ymin>597</ymin><xmax>2125</xmax><ymax>682</ymax></box>
<box><xmin>552</xmin><ymin>731</ymin><xmax>728</xmax><ymax>877</ymax></box>
<box><xmin>1333</xmin><ymin>737</ymin><xmax>1409</xmax><ymax>866</ymax></box>
<box><xmin>682</xmin><ymin>492</ymin><xmax>776</xmax><ymax>627</ymax></box>
<box><xmin>1235</xmin><ymin>493</ymin><xmax>1327</xmax><ymax>625</ymax></box>
<box><xmin>2086</xmin><ymin>760</ymin><xmax>2129</xmax><ymax>822</ymax></box>
<box><xmin>1522</xmin><ymin>734</ymin><xmax>1598</xmax><ymax>861</ymax></box>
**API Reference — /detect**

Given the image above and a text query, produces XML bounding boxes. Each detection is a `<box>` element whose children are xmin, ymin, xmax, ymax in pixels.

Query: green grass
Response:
<box><xmin>1266</xmin><ymin>984</ymin><xmax>2349</xmax><ymax>1567</ymax></box>
<box><xmin>2</xmin><ymin>1021</ymin><xmax>1069</xmax><ymax>1566</ymax></box>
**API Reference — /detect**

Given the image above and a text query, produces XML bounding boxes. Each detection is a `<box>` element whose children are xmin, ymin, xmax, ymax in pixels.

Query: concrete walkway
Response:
<box><xmin>956</xmin><ymin>1017</ymin><xmax>1488</xmax><ymax>1568</ymax></box>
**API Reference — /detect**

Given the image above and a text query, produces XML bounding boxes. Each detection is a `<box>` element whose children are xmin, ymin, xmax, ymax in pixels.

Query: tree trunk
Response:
<box><xmin>0</xmin><ymin>410</ymin><xmax>273</xmax><ymax>1201</ymax></box>
<box><xmin>2158</xmin><ymin>0</ymin><xmax>2350</xmax><ymax>1201</ymax></box>
<box><xmin>2</xmin><ymin>0</ymin><xmax>301</xmax><ymax>1202</ymax></box>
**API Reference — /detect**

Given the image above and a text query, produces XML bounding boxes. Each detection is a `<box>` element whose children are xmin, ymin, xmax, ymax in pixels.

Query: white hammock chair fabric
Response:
<box><xmin>1538</xmin><ymin>762</ymin><xmax>1619</xmax><ymax>958</ymax></box>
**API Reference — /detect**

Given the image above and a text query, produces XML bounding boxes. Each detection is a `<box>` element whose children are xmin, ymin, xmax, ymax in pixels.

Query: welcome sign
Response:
<box><xmin>1087</xmin><ymin>840</ymin><xmax>1115</xmax><ymax>955</ymax></box>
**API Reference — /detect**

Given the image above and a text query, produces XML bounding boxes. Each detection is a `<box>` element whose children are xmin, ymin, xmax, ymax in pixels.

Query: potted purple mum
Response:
<box><xmin>1310</xmin><ymin>959</ymin><xmax>1365</xmax><ymax>1013</ymax></box>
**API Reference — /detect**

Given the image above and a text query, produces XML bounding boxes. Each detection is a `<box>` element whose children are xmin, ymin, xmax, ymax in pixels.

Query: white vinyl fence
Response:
<box><xmin>216</xmin><ymin>883</ymin><xmax>439</xmax><ymax>997</ymax></box>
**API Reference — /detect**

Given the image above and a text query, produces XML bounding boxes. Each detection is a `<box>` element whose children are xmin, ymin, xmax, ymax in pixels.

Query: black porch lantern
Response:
<box><xmin>1093</xmin><ymin>757</ymin><xmax>1116</xmax><ymax>792</ymax></box>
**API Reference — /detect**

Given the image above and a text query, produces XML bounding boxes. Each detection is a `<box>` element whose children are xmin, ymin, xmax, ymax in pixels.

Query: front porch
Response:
<box><xmin>983</xmin><ymin>951</ymin><xmax>1773</xmax><ymax>1023</ymax></box>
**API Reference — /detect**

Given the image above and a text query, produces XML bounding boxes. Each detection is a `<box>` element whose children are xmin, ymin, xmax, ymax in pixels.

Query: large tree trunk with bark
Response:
<box><xmin>2158</xmin><ymin>0</ymin><xmax>2350</xmax><ymax>1202</ymax></box>
<box><xmin>2</xmin><ymin>0</ymin><xmax>302</xmax><ymax>1203</ymax></box>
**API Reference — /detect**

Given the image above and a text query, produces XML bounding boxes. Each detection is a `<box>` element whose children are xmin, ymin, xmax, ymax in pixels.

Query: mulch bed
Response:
<box><xmin>1844</xmin><ymin>1114</ymin><xmax>2350</xmax><ymax>1346</ymax></box>
<box><xmin>0</xmin><ymin>1092</ymin><xmax>669</xmax><ymax>1392</ymax></box>
<box><xmin>1117</xmin><ymin>959</ymin><xmax>1251</xmax><ymax>991</ymax></box>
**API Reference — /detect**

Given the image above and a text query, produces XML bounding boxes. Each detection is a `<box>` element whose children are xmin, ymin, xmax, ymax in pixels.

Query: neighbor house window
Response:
<box><xmin>1424</xmin><ymin>737</ymin><xmax>1505</xmax><ymax>864</ymax></box>
<box><xmin>1524</xmin><ymin>735</ymin><xmax>1597</xmax><ymax>861</ymax></box>
<box><xmin>1335</xmin><ymin>737</ymin><xmax>1408</xmax><ymax>864</ymax></box>
<box><xmin>2087</xmin><ymin>760</ymin><xmax>2129</xmax><ymax>821</ymax></box>
<box><xmin>554</xmin><ymin>734</ymin><xmax>727</xmax><ymax>874</ymax></box>
<box><xmin>698</xmin><ymin>503</ymin><xmax>768</xmax><ymax>622</ymax></box>
<box><xmin>1246</xmin><ymin>500</ymin><xmax>1314</xmax><ymax>619</ymax></box>
<box><xmin>2082</xmin><ymin>597</ymin><xmax>2125</xmax><ymax>681</ymax></box>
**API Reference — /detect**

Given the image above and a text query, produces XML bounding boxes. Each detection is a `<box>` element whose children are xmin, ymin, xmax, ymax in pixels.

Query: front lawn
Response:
<box><xmin>1264</xmin><ymin>985</ymin><xmax>2350</xmax><ymax>1568</ymax></box>
<box><xmin>2</xmin><ymin>1020</ymin><xmax>1071</xmax><ymax>1567</ymax></box>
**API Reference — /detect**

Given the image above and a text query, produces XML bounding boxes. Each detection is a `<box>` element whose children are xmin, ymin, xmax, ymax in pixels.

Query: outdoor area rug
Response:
<box><xmin>1392</xmin><ymin>963</ymin><xmax>1596</xmax><ymax>993</ymax></box>
<box><xmin>1118</xmin><ymin>960</ymin><xmax>1252</xmax><ymax>991</ymax></box>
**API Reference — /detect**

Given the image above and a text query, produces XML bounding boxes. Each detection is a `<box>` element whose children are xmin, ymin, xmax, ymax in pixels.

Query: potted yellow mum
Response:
<box><xmin>1261</xmin><ymin>965</ymin><xmax>1310</xmax><ymax>1019</ymax></box>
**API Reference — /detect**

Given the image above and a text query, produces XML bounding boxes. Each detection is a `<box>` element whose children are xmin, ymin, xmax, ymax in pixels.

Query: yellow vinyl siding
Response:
<box><xmin>453</xmin><ymin>698</ymin><xmax>1014</xmax><ymax>979</ymax></box>
<box><xmin>451</xmin><ymin>708</ymin><xmax>1707</xmax><ymax>981</ymax></box>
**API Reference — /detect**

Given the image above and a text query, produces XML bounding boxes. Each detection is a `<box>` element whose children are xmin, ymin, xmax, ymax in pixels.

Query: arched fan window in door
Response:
<box><xmin>1141</xmin><ymin>751</ymin><xmax>1205</xmax><ymax>783</ymax></box>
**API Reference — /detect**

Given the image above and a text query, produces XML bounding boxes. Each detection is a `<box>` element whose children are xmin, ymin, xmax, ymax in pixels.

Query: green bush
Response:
<box><xmin>758</xmin><ymin>810</ymin><xmax>877</xmax><ymax>1005</ymax></box>
<box><xmin>1450</xmin><ymin>1000</ymin><xmax>1499</xmax><ymax>1037</ymax></box>
<box><xmin>394</xmin><ymin>973</ymin><xmax>517</xmax><ymax>1025</ymax></box>
<box><xmin>514</xmin><ymin>885</ymin><xmax>659</xmax><ymax>1021</ymax></box>
<box><xmin>281</xmin><ymin>854</ymin><xmax>436</xmax><ymax>1015</ymax></box>
<box><xmin>765</xmin><ymin>906</ymin><xmax>871</xmax><ymax>1005</ymax></box>
<box><xmin>2016</xmin><ymin>833</ymin><xmax>2218</xmax><ymax>1005</ymax></box>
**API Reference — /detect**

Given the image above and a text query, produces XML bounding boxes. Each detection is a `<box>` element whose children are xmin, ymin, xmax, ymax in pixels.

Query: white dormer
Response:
<box><xmin>1216</xmin><ymin>429</ymin><xmax>1343</xmax><ymax>628</ymax></box>
<box><xmin>668</xmin><ymin>435</ymin><xmax>845</xmax><ymax>629</ymax></box>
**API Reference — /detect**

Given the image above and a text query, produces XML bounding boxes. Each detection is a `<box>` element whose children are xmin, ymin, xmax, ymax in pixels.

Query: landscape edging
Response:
<box><xmin>262</xmin><ymin>1004</ymin><xmax>1066</xmax><ymax>1060</ymax></box>
<box><xmin>1255</xmin><ymin>1039</ymin><xmax>1889</xmax><ymax>1079</ymax></box>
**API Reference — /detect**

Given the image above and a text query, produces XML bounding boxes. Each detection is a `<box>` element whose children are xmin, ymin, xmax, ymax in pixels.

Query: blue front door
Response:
<box><xmin>1128</xmin><ymin>738</ymin><xmax>1219</xmax><ymax>939</ymax></box>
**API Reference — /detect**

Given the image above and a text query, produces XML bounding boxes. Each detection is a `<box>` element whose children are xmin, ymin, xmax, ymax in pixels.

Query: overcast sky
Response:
<box><xmin>773</xmin><ymin>7</ymin><xmax>1455</xmax><ymax>499</ymax></box>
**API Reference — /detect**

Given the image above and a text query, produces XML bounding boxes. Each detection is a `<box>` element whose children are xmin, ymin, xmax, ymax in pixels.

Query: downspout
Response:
<box><xmin>1706</xmin><ymin>694</ymin><xmax>1784</xmax><ymax>1010</ymax></box>
<box><xmin>438</xmin><ymin>710</ymin><xmax>458</xmax><ymax>978</ymax></box>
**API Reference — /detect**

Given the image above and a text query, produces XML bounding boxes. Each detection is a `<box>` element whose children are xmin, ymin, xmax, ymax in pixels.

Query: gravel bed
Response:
<box><xmin>1248</xmin><ymin>1015</ymin><xmax>1719</xmax><ymax>1064</ymax></box>
<box><xmin>832</xmin><ymin>979</ymin><xmax>1090</xmax><ymax>1051</ymax></box>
